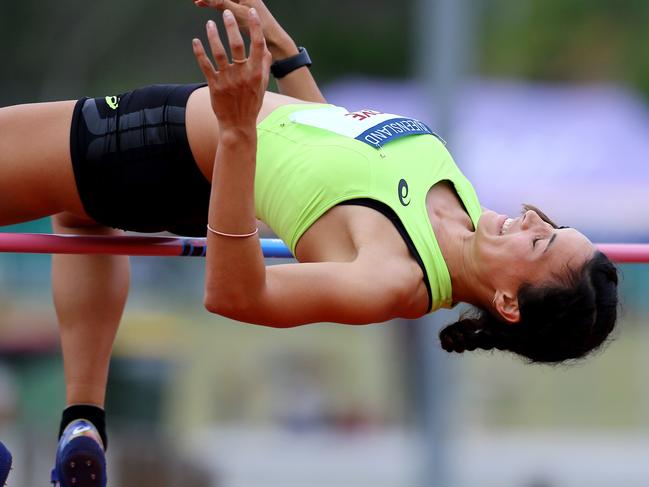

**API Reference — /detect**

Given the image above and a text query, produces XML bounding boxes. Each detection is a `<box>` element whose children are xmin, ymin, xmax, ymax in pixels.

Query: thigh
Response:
<box><xmin>0</xmin><ymin>101</ymin><xmax>87</xmax><ymax>227</ymax></box>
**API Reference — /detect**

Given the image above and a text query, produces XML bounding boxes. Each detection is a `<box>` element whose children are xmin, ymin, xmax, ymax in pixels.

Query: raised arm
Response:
<box><xmin>192</xmin><ymin>10</ymin><xmax>414</xmax><ymax>327</ymax></box>
<box><xmin>193</xmin><ymin>0</ymin><xmax>326</xmax><ymax>103</ymax></box>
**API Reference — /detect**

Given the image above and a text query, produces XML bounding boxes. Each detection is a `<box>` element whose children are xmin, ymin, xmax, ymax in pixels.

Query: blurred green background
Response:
<box><xmin>3</xmin><ymin>0</ymin><xmax>649</xmax><ymax>100</ymax></box>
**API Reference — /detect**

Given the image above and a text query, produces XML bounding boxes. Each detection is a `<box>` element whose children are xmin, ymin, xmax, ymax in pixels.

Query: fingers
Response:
<box><xmin>247</xmin><ymin>8</ymin><xmax>268</xmax><ymax>67</ymax></box>
<box><xmin>206</xmin><ymin>19</ymin><xmax>230</xmax><ymax>68</ymax></box>
<box><xmin>222</xmin><ymin>10</ymin><xmax>246</xmax><ymax>62</ymax></box>
<box><xmin>219</xmin><ymin>0</ymin><xmax>244</xmax><ymax>9</ymax></box>
<box><xmin>197</xmin><ymin>0</ymin><xmax>247</xmax><ymax>17</ymax></box>
<box><xmin>195</xmin><ymin>8</ymin><xmax>269</xmax><ymax>74</ymax></box>
<box><xmin>192</xmin><ymin>38</ymin><xmax>217</xmax><ymax>81</ymax></box>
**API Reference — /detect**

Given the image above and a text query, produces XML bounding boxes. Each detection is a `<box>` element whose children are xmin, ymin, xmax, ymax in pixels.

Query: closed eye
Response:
<box><xmin>532</xmin><ymin>237</ymin><xmax>542</xmax><ymax>248</ymax></box>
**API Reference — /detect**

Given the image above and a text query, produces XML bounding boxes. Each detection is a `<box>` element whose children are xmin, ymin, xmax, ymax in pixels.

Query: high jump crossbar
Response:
<box><xmin>0</xmin><ymin>233</ymin><xmax>647</xmax><ymax>263</ymax></box>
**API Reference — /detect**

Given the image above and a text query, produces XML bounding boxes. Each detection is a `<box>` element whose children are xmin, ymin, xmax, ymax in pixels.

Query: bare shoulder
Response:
<box><xmin>349</xmin><ymin>206</ymin><xmax>431</xmax><ymax>319</ymax></box>
<box><xmin>356</xmin><ymin>243</ymin><xmax>430</xmax><ymax>320</ymax></box>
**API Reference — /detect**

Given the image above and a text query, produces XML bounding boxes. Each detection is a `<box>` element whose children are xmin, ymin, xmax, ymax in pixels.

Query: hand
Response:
<box><xmin>192</xmin><ymin>0</ymin><xmax>298</xmax><ymax>59</ymax></box>
<box><xmin>192</xmin><ymin>9</ymin><xmax>272</xmax><ymax>130</ymax></box>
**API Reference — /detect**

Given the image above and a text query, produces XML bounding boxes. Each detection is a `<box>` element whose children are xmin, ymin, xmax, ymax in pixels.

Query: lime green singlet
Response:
<box><xmin>255</xmin><ymin>104</ymin><xmax>482</xmax><ymax>312</ymax></box>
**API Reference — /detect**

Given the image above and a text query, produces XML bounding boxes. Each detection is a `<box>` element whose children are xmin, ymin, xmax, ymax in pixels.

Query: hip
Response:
<box><xmin>69</xmin><ymin>83</ymin><xmax>211</xmax><ymax>235</ymax></box>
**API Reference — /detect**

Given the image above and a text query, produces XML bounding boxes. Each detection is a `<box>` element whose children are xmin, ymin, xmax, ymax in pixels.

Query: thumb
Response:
<box><xmin>215</xmin><ymin>0</ymin><xmax>249</xmax><ymax>15</ymax></box>
<box><xmin>229</xmin><ymin>3</ymin><xmax>254</xmax><ymax>24</ymax></box>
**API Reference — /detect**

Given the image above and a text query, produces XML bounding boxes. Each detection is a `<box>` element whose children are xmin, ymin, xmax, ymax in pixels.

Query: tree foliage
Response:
<box><xmin>2</xmin><ymin>0</ymin><xmax>649</xmax><ymax>104</ymax></box>
<box><xmin>480</xmin><ymin>0</ymin><xmax>649</xmax><ymax>98</ymax></box>
<box><xmin>0</xmin><ymin>0</ymin><xmax>409</xmax><ymax>103</ymax></box>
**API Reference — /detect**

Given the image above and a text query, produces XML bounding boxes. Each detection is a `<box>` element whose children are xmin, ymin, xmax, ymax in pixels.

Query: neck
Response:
<box><xmin>449</xmin><ymin>236</ymin><xmax>490</xmax><ymax>307</ymax></box>
<box><xmin>426</xmin><ymin>192</ymin><xmax>491</xmax><ymax>309</ymax></box>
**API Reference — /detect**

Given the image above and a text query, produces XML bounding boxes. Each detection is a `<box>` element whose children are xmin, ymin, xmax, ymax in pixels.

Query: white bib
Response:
<box><xmin>289</xmin><ymin>106</ymin><xmax>443</xmax><ymax>148</ymax></box>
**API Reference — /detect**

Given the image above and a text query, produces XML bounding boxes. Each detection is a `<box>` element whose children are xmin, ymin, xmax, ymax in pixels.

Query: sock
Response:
<box><xmin>59</xmin><ymin>404</ymin><xmax>107</xmax><ymax>450</ymax></box>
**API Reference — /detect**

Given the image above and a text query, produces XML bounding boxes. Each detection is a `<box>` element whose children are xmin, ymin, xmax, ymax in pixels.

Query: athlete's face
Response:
<box><xmin>473</xmin><ymin>206</ymin><xmax>595</xmax><ymax>300</ymax></box>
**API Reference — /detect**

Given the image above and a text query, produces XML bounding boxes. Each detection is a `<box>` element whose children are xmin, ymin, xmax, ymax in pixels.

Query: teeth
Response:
<box><xmin>500</xmin><ymin>218</ymin><xmax>514</xmax><ymax>235</ymax></box>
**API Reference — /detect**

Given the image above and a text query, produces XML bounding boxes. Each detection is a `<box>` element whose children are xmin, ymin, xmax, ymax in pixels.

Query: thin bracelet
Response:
<box><xmin>207</xmin><ymin>224</ymin><xmax>259</xmax><ymax>238</ymax></box>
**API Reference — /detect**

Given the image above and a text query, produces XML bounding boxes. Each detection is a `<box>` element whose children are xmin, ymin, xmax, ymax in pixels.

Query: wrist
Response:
<box><xmin>267</xmin><ymin>35</ymin><xmax>299</xmax><ymax>61</ymax></box>
<box><xmin>219</xmin><ymin>126</ymin><xmax>257</xmax><ymax>146</ymax></box>
<box><xmin>270</xmin><ymin>47</ymin><xmax>312</xmax><ymax>79</ymax></box>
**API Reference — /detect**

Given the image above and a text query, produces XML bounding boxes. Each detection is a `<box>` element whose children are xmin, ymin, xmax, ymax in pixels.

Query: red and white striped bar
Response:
<box><xmin>594</xmin><ymin>243</ymin><xmax>649</xmax><ymax>264</ymax></box>
<box><xmin>0</xmin><ymin>233</ymin><xmax>647</xmax><ymax>263</ymax></box>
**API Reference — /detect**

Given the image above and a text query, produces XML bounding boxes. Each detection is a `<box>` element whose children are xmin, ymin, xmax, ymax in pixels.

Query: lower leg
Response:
<box><xmin>51</xmin><ymin>214</ymin><xmax>130</xmax><ymax>413</ymax></box>
<box><xmin>50</xmin><ymin>216</ymin><xmax>128</xmax><ymax>486</ymax></box>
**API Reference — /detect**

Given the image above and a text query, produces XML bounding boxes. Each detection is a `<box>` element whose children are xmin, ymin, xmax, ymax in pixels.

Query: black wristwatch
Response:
<box><xmin>270</xmin><ymin>47</ymin><xmax>312</xmax><ymax>79</ymax></box>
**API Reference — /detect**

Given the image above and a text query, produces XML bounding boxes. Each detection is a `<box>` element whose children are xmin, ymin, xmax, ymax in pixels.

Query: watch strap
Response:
<box><xmin>270</xmin><ymin>47</ymin><xmax>312</xmax><ymax>79</ymax></box>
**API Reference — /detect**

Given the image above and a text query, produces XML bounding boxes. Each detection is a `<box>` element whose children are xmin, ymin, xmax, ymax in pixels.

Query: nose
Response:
<box><xmin>520</xmin><ymin>210</ymin><xmax>548</xmax><ymax>231</ymax></box>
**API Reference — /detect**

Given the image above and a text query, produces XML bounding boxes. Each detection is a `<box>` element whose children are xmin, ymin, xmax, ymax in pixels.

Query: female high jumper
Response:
<box><xmin>0</xmin><ymin>0</ymin><xmax>618</xmax><ymax>485</ymax></box>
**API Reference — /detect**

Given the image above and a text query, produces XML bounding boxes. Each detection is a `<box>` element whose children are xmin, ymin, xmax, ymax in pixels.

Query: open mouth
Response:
<box><xmin>499</xmin><ymin>217</ymin><xmax>514</xmax><ymax>235</ymax></box>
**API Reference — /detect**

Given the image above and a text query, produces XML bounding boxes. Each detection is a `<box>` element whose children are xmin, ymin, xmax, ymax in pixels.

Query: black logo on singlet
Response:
<box><xmin>398</xmin><ymin>179</ymin><xmax>410</xmax><ymax>206</ymax></box>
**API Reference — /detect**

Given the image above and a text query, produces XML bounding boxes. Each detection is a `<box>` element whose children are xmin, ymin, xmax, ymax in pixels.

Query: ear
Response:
<box><xmin>493</xmin><ymin>290</ymin><xmax>520</xmax><ymax>324</ymax></box>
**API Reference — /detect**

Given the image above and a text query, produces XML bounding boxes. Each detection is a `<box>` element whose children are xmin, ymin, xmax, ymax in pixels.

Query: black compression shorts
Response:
<box><xmin>69</xmin><ymin>83</ymin><xmax>211</xmax><ymax>236</ymax></box>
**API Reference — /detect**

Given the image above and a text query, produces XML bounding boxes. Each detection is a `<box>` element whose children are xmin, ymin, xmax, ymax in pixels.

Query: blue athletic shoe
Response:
<box><xmin>0</xmin><ymin>441</ymin><xmax>11</xmax><ymax>486</ymax></box>
<box><xmin>51</xmin><ymin>420</ymin><xmax>106</xmax><ymax>487</ymax></box>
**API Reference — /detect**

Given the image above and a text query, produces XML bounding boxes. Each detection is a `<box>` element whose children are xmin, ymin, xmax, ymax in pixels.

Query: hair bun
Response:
<box><xmin>439</xmin><ymin>319</ymin><xmax>502</xmax><ymax>354</ymax></box>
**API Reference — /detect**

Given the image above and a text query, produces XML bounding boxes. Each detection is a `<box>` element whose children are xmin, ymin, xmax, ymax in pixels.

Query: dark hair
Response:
<box><xmin>439</xmin><ymin>251</ymin><xmax>619</xmax><ymax>364</ymax></box>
